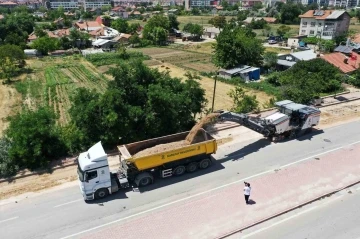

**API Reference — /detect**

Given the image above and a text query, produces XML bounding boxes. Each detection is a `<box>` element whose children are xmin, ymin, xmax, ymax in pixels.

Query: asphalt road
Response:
<box><xmin>1</xmin><ymin>120</ymin><xmax>360</xmax><ymax>239</ymax></box>
<box><xmin>241</xmin><ymin>186</ymin><xmax>360</xmax><ymax>239</ymax></box>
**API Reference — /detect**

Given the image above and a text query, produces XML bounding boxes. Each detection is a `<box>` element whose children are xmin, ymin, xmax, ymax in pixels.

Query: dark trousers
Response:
<box><xmin>244</xmin><ymin>195</ymin><xmax>250</xmax><ymax>204</ymax></box>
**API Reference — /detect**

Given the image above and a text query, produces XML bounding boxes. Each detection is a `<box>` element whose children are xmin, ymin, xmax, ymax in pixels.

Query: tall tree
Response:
<box><xmin>209</xmin><ymin>16</ymin><xmax>227</xmax><ymax>29</ymax></box>
<box><xmin>5</xmin><ymin>107</ymin><xmax>65</xmax><ymax>170</ymax></box>
<box><xmin>111</xmin><ymin>18</ymin><xmax>129</xmax><ymax>33</ymax></box>
<box><xmin>70</xmin><ymin>60</ymin><xmax>206</xmax><ymax>147</ymax></box>
<box><xmin>228</xmin><ymin>86</ymin><xmax>259</xmax><ymax>113</ymax></box>
<box><xmin>213</xmin><ymin>25</ymin><xmax>264</xmax><ymax>69</ymax></box>
<box><xmin>168</xmin><ymin>14</ymin><xmax>180</xmax><ymax>30</ymax></box>
<box><xmin>143</xmin><ymin>15</ymin><xmax>170</xmax><ymax>45</ymax></box>
<box><xmin>31</xmin><ymin>36</ymin><xmax>59</xmax><ymax>55</ymax></box>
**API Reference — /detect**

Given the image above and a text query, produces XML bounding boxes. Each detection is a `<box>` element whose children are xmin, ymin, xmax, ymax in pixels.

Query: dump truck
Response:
<box><xmin>77</xmin><ymin>129</ymin><xmax>217</xmax><ymax>200</ymax></box>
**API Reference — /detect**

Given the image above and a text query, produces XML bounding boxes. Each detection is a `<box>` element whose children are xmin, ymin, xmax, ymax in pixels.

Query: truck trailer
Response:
<box><xmin>77</xmin><ymin>129</ymin><xmax>217</xmax><ymax>200</ymax></box>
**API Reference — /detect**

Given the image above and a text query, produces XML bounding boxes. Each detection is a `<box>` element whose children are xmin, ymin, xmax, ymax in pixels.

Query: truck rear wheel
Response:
<box><xmin>173</xmin><ymin>166</ymin><xmax>186</xmax><ymax>176</ymax></box>
<box><xmin>95</xmin><ymin>188</ymin><xmax>109</xmax><ymax>199</ymax></box>
<box><xmin>186</xmin><ymin>162</ymin><xmax>198</xmax><ymax>173</ymax></box>
<box><xmin>199</xmin><ymin>158</ymin><xmax>211</xmax><ymax>169</ymax></box>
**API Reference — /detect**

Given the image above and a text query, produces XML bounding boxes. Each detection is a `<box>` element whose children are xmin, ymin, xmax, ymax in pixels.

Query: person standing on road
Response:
<box><xmin>244</xmin><ymin>182</ymin><xmax>251</xmax><ymax>204</ymax></box>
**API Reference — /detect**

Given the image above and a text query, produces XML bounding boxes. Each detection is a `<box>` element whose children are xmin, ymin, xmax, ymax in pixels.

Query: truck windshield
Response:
<box><xmin>77</xmin><ymin>160</ymin><xmax>84</xmax><ymax>182</ymax></box>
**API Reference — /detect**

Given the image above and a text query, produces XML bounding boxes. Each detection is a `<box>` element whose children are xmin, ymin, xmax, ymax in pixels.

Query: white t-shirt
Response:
<box><xmin>244</xmin><ymin>186</ymin><xmax>251</xmax><ymax>195</ymax></box>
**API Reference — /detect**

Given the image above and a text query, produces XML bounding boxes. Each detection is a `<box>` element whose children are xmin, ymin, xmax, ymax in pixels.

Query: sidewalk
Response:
<box><xmin>83</xmin><ymin>143</ymin><xmax>360</xmax><ymax>239</ymax></box>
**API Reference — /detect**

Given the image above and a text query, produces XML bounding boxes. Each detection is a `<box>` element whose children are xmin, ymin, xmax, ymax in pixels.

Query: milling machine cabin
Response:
<box><xmin>215</xmin><ymin>100</ymin><xmax>321</xmax><ymax>141</ymax></box>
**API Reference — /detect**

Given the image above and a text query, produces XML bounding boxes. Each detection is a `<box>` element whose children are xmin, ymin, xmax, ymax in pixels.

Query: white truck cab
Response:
<box><xmin>77</xmin><ymin>142</ymin><xmax>113</xmax><ymax>200</ymax></box>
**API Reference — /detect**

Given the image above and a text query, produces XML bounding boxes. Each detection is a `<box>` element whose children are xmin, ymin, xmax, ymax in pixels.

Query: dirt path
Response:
<box><xmin>0</xmin><ymin>85</ymin><xmax>21</xmax><ymax>137</ymax></box>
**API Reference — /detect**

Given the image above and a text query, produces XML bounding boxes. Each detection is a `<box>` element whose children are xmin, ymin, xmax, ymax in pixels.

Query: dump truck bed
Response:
<box><xmin>117</xmin><ymin>129</ymin><xmax>217</xmax><ymax>171</ymax></box>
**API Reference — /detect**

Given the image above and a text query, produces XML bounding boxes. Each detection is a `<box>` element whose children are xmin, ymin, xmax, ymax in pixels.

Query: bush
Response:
<box><xmin>5</xmin><ymin>107</ymin><xmax>66</xmax><ymax>170</ymax></box>
<box><xmin>0</xmin><ymin>138</ymin><xmax>18</xmax><ymax>177</ymax></box>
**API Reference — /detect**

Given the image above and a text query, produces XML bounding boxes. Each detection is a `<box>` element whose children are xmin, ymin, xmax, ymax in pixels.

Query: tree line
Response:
<box><xmin>0</xmin><ymin>59</ymin><xmax>207</xmax><ymax>177</ymax></box>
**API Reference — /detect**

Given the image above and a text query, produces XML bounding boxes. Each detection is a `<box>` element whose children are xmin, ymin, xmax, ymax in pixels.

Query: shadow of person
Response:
<box><xmin>248</xmin><ymin>199</ymin><xmax>256</xmax><ymax>205</ymax></box>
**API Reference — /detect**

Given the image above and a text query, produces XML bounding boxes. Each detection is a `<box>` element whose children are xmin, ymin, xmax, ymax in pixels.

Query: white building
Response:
<box><xmin>47</xmin><ymin>0</ymin><xmax>80</xmax><ymax>9</ymax></box>
<box><xmin>81</xmin><ymin>0</ymin><xmax>111</xmax><ymax>9</ymax></box>
<box><xmin>298</xmin><ymin>10</ymin><xmax>350</xmax><ymax>40</ymax></box>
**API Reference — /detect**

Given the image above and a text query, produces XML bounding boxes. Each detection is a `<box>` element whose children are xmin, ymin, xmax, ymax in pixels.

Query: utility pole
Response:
<box><xmin>211</xmin><ymin>77</ymin><xmax>217</xmax><ymax>112</ymax></box>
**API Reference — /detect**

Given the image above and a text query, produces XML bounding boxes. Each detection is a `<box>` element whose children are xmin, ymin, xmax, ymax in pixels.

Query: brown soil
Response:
<box><xmin>133</xmin><ymin>113</ymin><xmax>220</xmax><ymax>157</ymax></box>
<box><xmin>0</xmin><ymin>85</ymin><xmax>21</xmax><ymax>136</ymax></box>
<box><xmin>133</xmin><ymin>140</ymin><xmax>188</xmax><ymax>158</ymax></box>
<box><xmin>185</xmin><ymin>113</ymin><xmax>220</xmax><ymax>144</ymax></box>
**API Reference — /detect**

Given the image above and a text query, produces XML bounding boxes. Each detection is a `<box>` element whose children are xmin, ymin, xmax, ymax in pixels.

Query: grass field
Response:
<box><xmin>14</xmin><ymin>56</ymin><xmax>110</xmax><ymax>125</ymax></box>
<box><xmin>131</xmin><ymin>46</ymin><xmax>272</xmax><ymax>110</ymax></box>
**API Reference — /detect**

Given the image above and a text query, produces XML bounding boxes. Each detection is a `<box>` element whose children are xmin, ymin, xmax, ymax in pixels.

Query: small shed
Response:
<box><xmin>92</xmin><ymin>39</ymin><xmax>116</xmax><ymax>49</ymax></box>
<box><xmin>24</xmin><ymin>49</ymin><xmax>40</xmax><ymax>57</ymax></box>
<box><xmin>218</xmin><ymin>65</ymin><xmax>260</xmax><ymax>81</ymax></box>
<box><xmin>287</xmin><ymin>35</ymin><xmax>307</xmax><ymax>48</ymax></box>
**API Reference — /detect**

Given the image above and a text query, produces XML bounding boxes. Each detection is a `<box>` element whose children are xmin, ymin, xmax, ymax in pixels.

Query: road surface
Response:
<box><xmin>241</xmin><ymin>185</ymin><xmax>360</xmax><ymax>239</ymax></box>
<box><xmin>1</xmin><ymin>120</ymin><xmax>360</xmax><ymax>239</ymax></box>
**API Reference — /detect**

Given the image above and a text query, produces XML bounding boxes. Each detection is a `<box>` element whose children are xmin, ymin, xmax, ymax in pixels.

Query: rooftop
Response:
<box><xmin>219</xmin><ymin>65</ymin><xmax>259</xmax><ymax>74</ymax></box>
<box><xmin>290</xmin><ymin>50</ymin><xmax>317</xmax><ymax>61</ymax></box>
<box><xmin>321</xmin><ymin>52</ymin><xmax>360</xmax><ymax>73</ymax></box>
<box><xmin>299</xmin><ymin>10</ymin><xmax>346</xmax><ymax>20</ymax></box>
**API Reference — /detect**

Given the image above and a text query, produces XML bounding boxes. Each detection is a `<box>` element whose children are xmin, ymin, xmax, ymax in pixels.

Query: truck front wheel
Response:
<box><xmin>95</xmin><ymin>188</ymin><xmax>109</xmax><ymax>199</ymax></box>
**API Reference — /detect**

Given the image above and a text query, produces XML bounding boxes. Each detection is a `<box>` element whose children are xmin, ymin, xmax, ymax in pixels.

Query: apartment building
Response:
<box><xmin>47</xmin><ymin>0</ymin><xmax>80</xmax><ymax>9</ymax></box>
<box><xmin>298</xmin><ymin>10</ymin><xmax>350</xmax><ymax>40</ymax></box>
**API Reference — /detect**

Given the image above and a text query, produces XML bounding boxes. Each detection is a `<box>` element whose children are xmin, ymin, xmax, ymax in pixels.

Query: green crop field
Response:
<box><xmin>14</xmin><ymin>56</ymin><xmax>110</xmax><ymax>125</ymax></box>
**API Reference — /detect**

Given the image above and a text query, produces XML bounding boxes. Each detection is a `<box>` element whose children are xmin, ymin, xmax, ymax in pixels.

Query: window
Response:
<box><xmin>318</xmin><ymin>22</ymin><xmax>322</xmax><ymax>26</ymax></box>
<box><xmin>302</xmin><ymin>22</ymin><xmax>307</xmax><ymax>27</ymax></box>
<box><xmin>85</xmin><ymin>170</ymin><xmax>98</xmax><ymax>181</ymax></box>
<box><xmin>310</xmin><ymin>30</ymin><xmax>314</xmax><ymax>35</ymax></box>
<box><xmin>301</xmin><ymin>30</ymin><xmax>306</xmax><ymax>34</ymax></box>
<box><xmin>310</xmin><ymin>22</ymin><xmax>315</xmax><ymax>27</ymax></box>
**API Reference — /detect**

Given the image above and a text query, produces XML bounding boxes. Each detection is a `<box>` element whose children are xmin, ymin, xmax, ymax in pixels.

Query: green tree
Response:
<box><xmin>278</xmin><ymin>3</ymin><xmax>303</xmax><ymax>24</ymax></box>
<box><xmin>237</xmin><ymin>10</ymin><xmax>249</xmax><ymax>21</ymax></box>
<box><xmin>228</xmin><ymin>86</ymin><xmax>259</xmax><ymax>113</ymax></box>
<box><xmin>70</xmin><ymin>60</ymin><xmax>206</xmax><ymax>147</ymax></box>
<box><xmin>183</xmin><ymin>23</ymin><xmax>203</xmax><ymax>40</ymax></box>
<box><xmin>213</xmin><ymin>25</ymin><xmax>264</xmax><ymax>69</ymax></box>
<box><xmin>34</xmin><ymin>26</ymin><xmax>47</xmax><ymax>38</ymax></box>
<box><xmin>276</xmin><ymin>24</ymin><xmax>291</xmax><ymax>36</ymax></box>
<box><xmin>31</xmin><ymin>36</ymin><xmax>59</xmax><ymax>55</ymax></box>
<box><xmin>1</xmin><ymin>58</ymin><xmax>17</xmax><ymax>84</ymax></box>
<box><xmin>5</xmin><ymin>107</ymin><xmax>65</xmax><ymax>170</ymax></box>
<box><xmin>0</xmin><ymin>137</ymin><xmax>18</xmax><ymax>177</ymax></box>
<box><xmin>129</xmin><ymin>33</ymin><xmax>141</xmax><ymax>47</ymax></box>
<box><xmin>263</xmin><ymin>52</ymin><xmax>278</xmax><ymax>70</ymax></box>
<box><xmin>143</xmin><ymin>15</ymin><xmax>170</xmax><ymax>45</ymax></box>
<box><xmin>128</xmin><ymin>22</ymin><xmax>140</xmax><ymax>34</ymax></box>
<box><xmin>209</xmin><ymin>16</ymin><xmax>227</xmax><ymax>29</ymax></box>
<box><xmin>0</xmin><ymin>44</ymin><xmax>26</xmax><ymax>68</ymax></box>
<box><xmin>168</xmin><ymin>14</ymin><xmax>180</xmax><ymax>30</ymax></box>
<box><xmin>111</xmin><ymin>18</ymin><xmax>129</xmax><ymax>33</ymax></box>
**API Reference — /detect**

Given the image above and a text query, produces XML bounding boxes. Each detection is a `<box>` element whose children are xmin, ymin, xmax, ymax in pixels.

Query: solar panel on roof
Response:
<box><xmin>314</xmin><ymin>10</ymin><xmax>324</xmax><ymax>16</ymax></box>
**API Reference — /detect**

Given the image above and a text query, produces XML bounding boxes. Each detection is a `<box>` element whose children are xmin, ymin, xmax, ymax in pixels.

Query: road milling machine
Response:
<box><xmin>215</xmin><ymin>100</ymin><xmax>321</xmax><ymax>141</ymax></box>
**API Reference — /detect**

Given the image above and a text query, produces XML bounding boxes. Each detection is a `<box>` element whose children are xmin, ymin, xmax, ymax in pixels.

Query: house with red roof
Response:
<box><xmin>321</xmin><ymin>52</ymin><xmax>360</xmax><ymax>74</ymax></box>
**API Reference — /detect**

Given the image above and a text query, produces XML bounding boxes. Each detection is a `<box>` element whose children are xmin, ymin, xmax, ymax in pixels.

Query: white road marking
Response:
<box><xmin>0</xmin><ymin>217</ymin><xmax>19</xmax><ymax>224</ymax></box>
<box><xmin>242</xmin><ymin>207</ymin><xmax>317</xmax><ymax>238</ymax></box>
<box><xmin>242</xmin><ymin>194</ymin><xmax>345</xmax><ymax>238</ymax></box>
<box><xmin>60</xmin><ymin>140</ymin><xmax>360</xmax><ymax>239</ymax></box>
<box><xmin>54</xmin><ymin>199</ymin><xmax>83</xmax><ymax>208</ymax></box>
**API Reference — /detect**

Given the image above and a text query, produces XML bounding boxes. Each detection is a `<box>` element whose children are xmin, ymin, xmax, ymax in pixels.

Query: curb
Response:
<box><xmin>215</xmin><ymin>179</ymin><xmax>360</xmax><ymax>239</ymax></box>
<box><xmin>0</xmin><ymin>124</ymin><xmax>240</xmax><ymax>183</ymax></box>
<box><xmin>319</xmin><ymin>96</ymin><xmax>360</xmax><ymax>108</ymax></box>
